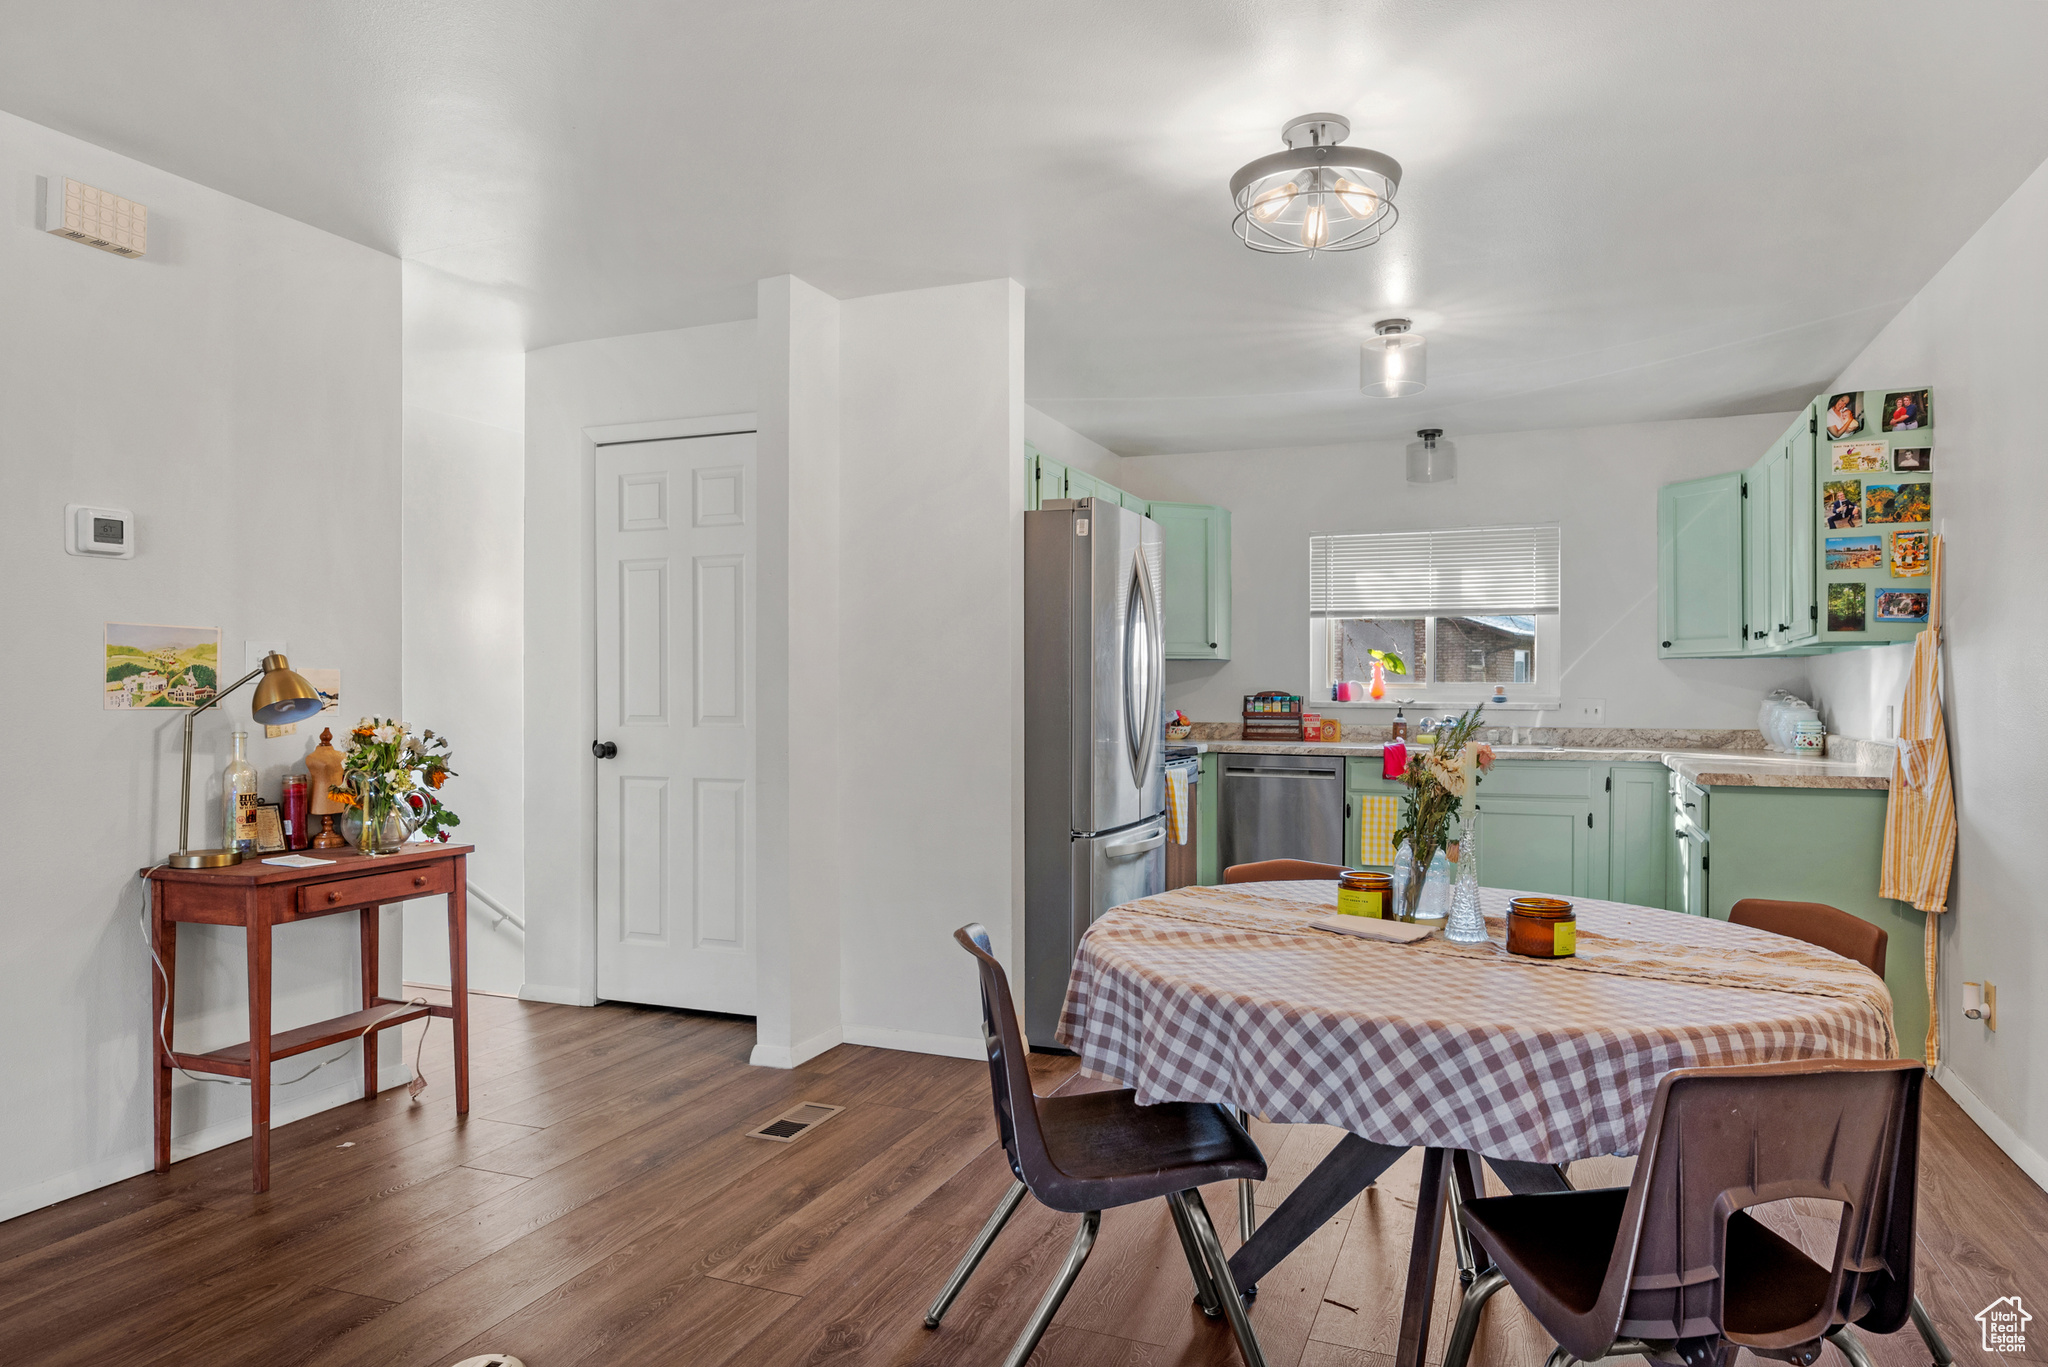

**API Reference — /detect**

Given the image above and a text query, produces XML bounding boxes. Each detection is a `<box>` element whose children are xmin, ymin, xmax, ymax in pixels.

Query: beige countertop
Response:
<box><xmin>1186</xmin><ymin>740</ymin><xmax>1891</xmax><ymax>790</ymax></box>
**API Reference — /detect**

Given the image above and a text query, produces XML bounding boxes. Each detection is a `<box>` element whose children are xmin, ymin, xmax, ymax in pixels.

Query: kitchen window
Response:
<box><xmin>1308</xmin><ymin>523</ymin><xmax>1561</xmax><ymax>706</ymax></box>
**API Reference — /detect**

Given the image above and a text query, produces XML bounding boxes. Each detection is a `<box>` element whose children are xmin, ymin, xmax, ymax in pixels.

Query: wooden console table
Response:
<box><xmin>145</xmin><ymin>842</ymin><xmax>474</xmax><ymax>1193</ymax></box>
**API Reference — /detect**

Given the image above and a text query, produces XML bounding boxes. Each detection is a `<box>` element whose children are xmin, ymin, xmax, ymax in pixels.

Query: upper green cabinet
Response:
<box><xmin>1028</xmin><ymin>446</ymin><xmax>1231</xmax><ymax>661</ymax></box>
<box><xmin>1658</xmin><ymin>472</ymin><xmax>1745</xmax><ymax>657</ymax></box>
<box><xmin>1660</xmin><ymin>387</ymin><xmax>1928</xmax><ymax>658</ymax></box>
<box><xmin>1147</xmin><ymin>502</ymin><xmax>1232</xmax><ymax>659</ymax></box>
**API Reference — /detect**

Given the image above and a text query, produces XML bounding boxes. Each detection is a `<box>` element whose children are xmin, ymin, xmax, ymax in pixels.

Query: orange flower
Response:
<box><xmin>331</xmin><ymin>788</ymin><xmax>359</xmax><ymax>808</ymax></box>
<box><xmin>426</xmin><ymin>769</ymin><xmax>447</xmax><ymax>789</ymax></box>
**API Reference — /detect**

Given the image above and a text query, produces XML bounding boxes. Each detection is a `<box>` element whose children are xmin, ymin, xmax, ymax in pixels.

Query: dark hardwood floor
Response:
<box><xmin>3</xmin><ymin>992</ymin><xmax>2040</xmax><ymax>1366</ymax></box>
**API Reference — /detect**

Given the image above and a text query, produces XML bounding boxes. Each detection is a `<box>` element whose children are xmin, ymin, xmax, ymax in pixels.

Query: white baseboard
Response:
<box><xmin>518</xmin><ymin>981</ymin><xmax>595</xmax><ymax>1006</ymax></box>
<box><xmin>751</xmin><ymin>1024</ymin><xmax>842</xmax><ymax>1070</ymax></box>
<box><xmin>0</xmin><ymin>1059</ymin><xmax>409</xmax><ymax>1225</ymax></box>
<box><xmin>841</xmin><ymin>1023</ymin><xmax>985</xmax><ymax>1061</ymax></box>
<box><xmin>1935</xmin><ymin>1065</ymin><xmax>2048</xmax><ymax>1193</ymax></box>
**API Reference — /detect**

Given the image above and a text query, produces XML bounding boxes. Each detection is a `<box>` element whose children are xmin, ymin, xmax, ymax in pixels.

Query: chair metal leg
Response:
<box><xmin>1911</xmin><ymin>1295</ymin><xmax>1955</xmax><ymax>1367</ymax></box>
<box><xmin>1237</xmin><ymin>1109</ymin><xmax>1258</xmax><ymax>1243</ymax></box>
<box><xmin>1167</xmin><ymin>1188</ymin><xmax>1225</xmax><ymax>1317</ymax></box>
<box><xmin>1827</xmin><ymin>1325</ymin><xmax>1877</xmax><ymax>1367</ymax></box>
<box><xmin>1542</xmin><ymin>1347</ymin><xmax>1575</xmax><ymax>1367</ymax></box>
<box><xmin>1176</xmin><ymin>1189</ymin><xmax>1271</xmax><ymax>1367</ymax></box>
<box><xmin>1447</xmin><ymin>1151</ymin><xmax>1487</xmax><ymax>1286</ymax></box>
<box><xmin>1438</xmin><ymin>1266</ymin><xmax>1508</xmax><ymax>1367</ymax></box>
<box><xmin>999</xmin><ymin>1209</ymin><xmax>1100</xmax><ymax>1367</ymax></box>
<box><xmin>924</xmin><ymin>1178</ymin><xmax>1027</xmax><ymax>1329</ymax></box>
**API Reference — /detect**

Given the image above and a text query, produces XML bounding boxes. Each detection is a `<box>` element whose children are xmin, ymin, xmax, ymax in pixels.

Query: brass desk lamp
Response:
<box><xmin>169</xmin><ymin>652</ymin><xmax>326</xmax><ymax>868</ymax></box>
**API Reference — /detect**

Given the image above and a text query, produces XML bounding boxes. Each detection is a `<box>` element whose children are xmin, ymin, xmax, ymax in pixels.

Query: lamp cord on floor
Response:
<box><xmin>141</xmin><ymin>867</ymin><xmax>433</xmax><ymax>1096</ymax></box>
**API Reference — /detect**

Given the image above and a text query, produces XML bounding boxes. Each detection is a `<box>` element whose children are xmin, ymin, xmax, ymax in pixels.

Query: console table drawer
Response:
<box><xmin>299</xmin><ymin>861</ymin><xmax>452</xmax><ymax>915</ymax></box>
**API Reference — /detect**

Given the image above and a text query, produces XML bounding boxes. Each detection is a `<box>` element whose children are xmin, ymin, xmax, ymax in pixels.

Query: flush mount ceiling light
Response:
<box><xmin>1230</xmin><ymin>113</ymin><xmax>1401</xmax><ymax>255</ymax></box>
<box><xmin>1406</xmin><ymin>428</ymin><xmax>1456</xmax><ymax>484</ymax></box>
<box><xmin>1361</xmin><ymin>318</ymin><xmax>1426</xmax><ymax>397</ymax></box>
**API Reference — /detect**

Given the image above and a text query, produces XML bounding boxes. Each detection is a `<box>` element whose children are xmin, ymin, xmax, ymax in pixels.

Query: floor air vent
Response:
<box><xmin>747</xmin><ymin>1102</ymin><xmax>844</xmax><ymax>1143</ymax></box>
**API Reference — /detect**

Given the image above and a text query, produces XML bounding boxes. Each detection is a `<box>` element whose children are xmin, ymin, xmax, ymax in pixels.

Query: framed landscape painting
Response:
<box><xmin>106</xmin><ymin>623</ymin><xmax>220</xmax><ymax>710</ymax></box>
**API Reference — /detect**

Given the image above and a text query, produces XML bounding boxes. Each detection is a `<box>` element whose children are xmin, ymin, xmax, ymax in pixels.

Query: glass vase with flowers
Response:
<box><xmin>328</xmin><ymin>717</ymin><xmax>462</xmax><ymax>856</ymax></box>
<box><xmin>1391</xmin><ymin>705</ymin><xmax>1493</xmax><ymax>921</ymax></box>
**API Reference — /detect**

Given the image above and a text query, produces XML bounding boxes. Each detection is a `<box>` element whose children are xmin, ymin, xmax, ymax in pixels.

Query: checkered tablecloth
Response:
<box><xmin>1056</xmin><ymin>882</ymin><xmax>1897</xmax><ymax>1164</ymax></box>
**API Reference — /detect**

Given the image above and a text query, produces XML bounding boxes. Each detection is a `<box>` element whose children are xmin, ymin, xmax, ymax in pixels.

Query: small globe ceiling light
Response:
<box><xmin>1361</xmin><ymin>318</ymin><xmax>1426</xmax><ymax>397</ymax></box>
<box><xmin>1231</xmin><ymin>113</ymin><xmax>1401</xmax><ymax>255</ymax></box>
<box><xmin>1406</xmin><ymin>428</ymin><xmax>1456</xmax><ymax>484</ymax></box>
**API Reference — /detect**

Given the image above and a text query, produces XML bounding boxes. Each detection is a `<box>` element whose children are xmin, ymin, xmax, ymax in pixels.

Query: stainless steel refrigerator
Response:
<box><xmin>1025</xmin><ymin>498</ymin><xmax>1166</xmax><ymax>1047</ymax></box>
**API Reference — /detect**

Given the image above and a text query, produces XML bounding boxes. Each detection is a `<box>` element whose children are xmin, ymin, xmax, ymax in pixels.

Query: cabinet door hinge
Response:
<box><xmin>1810</xmin><ymin>414</ymin><xmax>1818</xmax><ymax>434</ymax></box>
<box><xmin>1586</xmin><ymin>811</ymin><xmax>1594</xmax><ymax>829</ymax></box>
<box><xmin>1811</xmin><ymin>603</ymin><xmax>1819</xmax><ymax>622</ymax></box>
<box><xmin>1702</xmin><ymin>853</ymin><xmax>1710</xmax><ymax>871</ymax></box>
<box><xmin>1741</xmin><ymin>482</ymin><xmax>1748</xmax><ymax>498</ymax></box>
<box><xmin>1345</xmin><ymin>802</ymin><xmax>1351</xmax><ymax>819</ymax></box>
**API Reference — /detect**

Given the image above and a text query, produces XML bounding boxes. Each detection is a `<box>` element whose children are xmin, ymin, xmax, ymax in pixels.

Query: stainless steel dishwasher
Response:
<box><xmin>1218</xmin><ymin>752</ymin><xmax>1345</xmax><ymax>870</ymax></box>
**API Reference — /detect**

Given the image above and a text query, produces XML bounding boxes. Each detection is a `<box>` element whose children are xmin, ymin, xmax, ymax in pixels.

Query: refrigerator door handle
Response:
<box><xmin>1122</xmin><ymin>547</ymin><xmax>1162</xmax><ymax>788</ymax></box>
<box><xmin>1103</xmin><ymin>831</ymin><xmax>1165</xmax><ymax>859</ymax></box>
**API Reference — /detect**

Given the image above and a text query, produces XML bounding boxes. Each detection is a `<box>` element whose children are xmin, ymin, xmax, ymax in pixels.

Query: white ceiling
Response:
<box><xmin>6</xmin><ymin>1</ymin><xmax>2048</xmax><ymax>454</ymax></box>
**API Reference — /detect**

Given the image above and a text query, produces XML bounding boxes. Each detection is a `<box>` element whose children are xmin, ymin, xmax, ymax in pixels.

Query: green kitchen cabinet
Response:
<box><xmin>1606</xmin><ymin>763</ymin><xmax>1672</xmax><ymax>909</ymax></box>
<box><xmin>1148</xmin><ymin>502</ymin><xmax>1233</xmax><ymax>660</ymax></box>
<box><xmin>1784</xmin><ymin>404</ymin><xmax>1818</xmax><ymax>646</ymax></box>
<box><xmin>1472</xmin><ymin>795</ymin><xmax>1603</xmax><ymax>898</ymax></box>
<box><xmin>1658</xmin><ymin>472</ymin><xmax>1746</xmax><ymax>657</ymax></box>
<box><xmin>1743</xmin><ymin>450</ymin><xmax>1776</xmax><ymax>652</ymax></box>
<box><xmin>1344</xmin><ymin>757</ymin><xmax>1406</xmax><ymax>871</ymax></box>
<box><xmin>1695</xmin><ymin>784</ymin><xmax>1927</xmax><ymax>1061</ymax></box>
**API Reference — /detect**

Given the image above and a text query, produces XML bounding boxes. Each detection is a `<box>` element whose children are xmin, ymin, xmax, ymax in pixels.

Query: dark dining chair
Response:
<box><xmin>1439</xmin><ymin>1059</ymin><xmax>1928</xmax><ymax>1367</ymax></box>
<box><xmin>1223</xmin><ymin>858</ymin><xmax>1345</xmax><ymax>883</ymax></box>
<box><xmin>924</xmin><ymin>924</ymin><xmax>1271</xmax><ymax>1367</ymax></box>
<box><xmin>1730</xmin><ymin>897</ymin><xmax>1888</xmax><ymax>978</ymax></box>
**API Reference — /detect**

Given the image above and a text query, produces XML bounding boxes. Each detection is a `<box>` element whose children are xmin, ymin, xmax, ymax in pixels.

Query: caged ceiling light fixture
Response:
<box><xmin>1230</xmin><ymin>113</ymin><xmax>1401</xmax><ymax>255</ymax></box>
<box><xmin>1361</xmin><ymin>318</ymin><xmax>1426</xmax><ymax>397</ymax></box>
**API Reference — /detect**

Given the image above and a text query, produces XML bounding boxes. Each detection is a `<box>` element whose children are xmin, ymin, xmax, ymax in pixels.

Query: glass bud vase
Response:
<box><xmin>1444</xmin><ymin>811</ymin><xmax>1490</xmax><ymax>943</ymax></box>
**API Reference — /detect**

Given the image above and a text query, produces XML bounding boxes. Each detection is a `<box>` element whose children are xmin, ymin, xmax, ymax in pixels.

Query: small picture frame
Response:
<box><xmin>1892</xmin><ymin>447</ymin><xmax>1931</xmax><ymax>472</ymax></box>
<box><xmin>1831</xmin><ymin>441</ymin><xmax>1888</xmax><ymax>472</ymax></box>
<box><xmin>1875</xmin><ymin>590</ymin><xmax>1929</xmax><ymax>623</ymax></box>
<box><xmin>1827</xmin><ymin>582</ymin><xmax>1867</xmax><ymax>633</ymax></box>
<box><xmin>1881</xmin><ymin>389</ymin><xmax>1931</xmax><ymax>432</ymax></box>
<box><xmin>1866</xmin><ymin>481</ymin><xmax>1932</xmax><ymax>525</ymax></box>
<box><xmin>1890</xmin><ymin>530</ymin><xmax>1931</xmax><ymax>579</ymax></box>
<box><xmin>1823</xmin><ymin>392</ymin><xmax>1865</xmax><ymax>440</ymax></box>
<box><xmin>254</xmin><ymin>804</ymin><xmax>287</xmax><ymax>853</ymax></box>
<box><xmin>1823</xmin><ymin>479</ymin><xmax>1863</xmax><ymax>529</ymax></box>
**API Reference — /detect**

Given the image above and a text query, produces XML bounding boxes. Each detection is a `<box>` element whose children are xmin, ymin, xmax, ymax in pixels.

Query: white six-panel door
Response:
<box><xmin>595</xmin><ymin>433</ymin><xmax>757</xmax><ymax>1012</ymax></box>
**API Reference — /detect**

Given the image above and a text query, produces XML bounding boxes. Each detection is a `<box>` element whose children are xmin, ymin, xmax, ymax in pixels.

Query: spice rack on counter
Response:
<box><xmin>1243</xmin><ymin>691</ymin><xmax>1305</xmax><ymax>742</ymax></box>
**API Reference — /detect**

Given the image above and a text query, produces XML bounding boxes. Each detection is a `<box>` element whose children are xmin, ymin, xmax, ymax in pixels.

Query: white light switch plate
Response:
<box><xmin>1568</xmin><ymin>699</ymin><xmax>1606</xmax><ymax>724</ymax></box>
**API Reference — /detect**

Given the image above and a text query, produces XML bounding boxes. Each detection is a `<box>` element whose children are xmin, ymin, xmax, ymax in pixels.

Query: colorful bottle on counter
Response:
<box><xmin>222</xmin><ymin>731</ymin><xmax>258</xmax><ymax>853</ymax></box>
<box><xmin>281</xmin><ymin>772</ymin><xmax>310</xmax><ymax>850</ymax></box>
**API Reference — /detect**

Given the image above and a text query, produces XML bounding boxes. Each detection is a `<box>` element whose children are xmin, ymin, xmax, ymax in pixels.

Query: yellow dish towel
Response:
<box><xmin>1166</xmin><ymin>765</ymin><xmax>1190</xmax><ymax>844</ymax></box>
<box><xmin>1358</xmin><ymin>796</ymin><xmax>1398</xmax><ymax>865</ymax></box>
<box><xmin>1879</xmin><ymin>534</ymin><xmax>1955</xmax><ymax>1064</ymax></box>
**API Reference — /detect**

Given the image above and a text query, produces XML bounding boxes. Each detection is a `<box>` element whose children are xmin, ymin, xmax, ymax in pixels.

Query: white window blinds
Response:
<box><xmin>1310</xmin><ymin>523</ymin><xmax>1561</xmax><ymax>618</ymax></box>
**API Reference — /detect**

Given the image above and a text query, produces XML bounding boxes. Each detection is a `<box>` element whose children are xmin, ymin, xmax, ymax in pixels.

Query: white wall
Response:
<box><xmin>400</xmin><ymin>263</ymin><xmax>526</xmax><ymax>995</ymax></box>
<box><xmin>1799</xmin><ymin>153</ymin><xmax>2048</xmax><ymax>1185</ymax></box>
<box><xmin>1027</xmin><ymin>405</ymin><xmax>1120</xmax><ymax>484</ymax></box>
<box><xmin>523</xmin><ymin>322</ymin><xmax>756</xmax><ymax>1005</ymax></box>
<box><xmin>0</xmin><ymin>110</ymin><xmax>404</xmax><ymax>1220</ymax></box>
<box><xmin>836</xmin><ymin>279</ymin><xmax>1027</xmax><ymax>1057</ymax></box>
<box><xmin>752</xmin><ymin>276</ymin><xmax>844</xmax><ymax>1066</ymax></box>
<box><xmin>1115</xmin><ymin>415</ymin><xmax>1811</xmax><ymax>729</ymax></box>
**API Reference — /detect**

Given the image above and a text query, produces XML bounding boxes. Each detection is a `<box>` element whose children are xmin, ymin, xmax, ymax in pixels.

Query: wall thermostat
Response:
<box><xmin>65</xmin><ymin>504</ymin><xmax>135</xmax><ymax>558</ymax></box>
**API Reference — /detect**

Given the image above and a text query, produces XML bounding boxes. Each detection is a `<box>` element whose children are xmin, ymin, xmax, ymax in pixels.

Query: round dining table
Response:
<box><xmin>1056</xmin><ymin>880</ymin><xmax>1897</xmax><ymax>1367</ymax></box>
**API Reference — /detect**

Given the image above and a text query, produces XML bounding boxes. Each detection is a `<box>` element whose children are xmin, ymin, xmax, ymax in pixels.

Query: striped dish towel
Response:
<box><xmin>1358</xmin><ymin>796</ymin><xmax>1399</xmax><ymax>865</ymax></box>
<box><xmin>1166</xmin><ymin>765</ymin><xmax>1190</xmax><ymax>845</ymax></box>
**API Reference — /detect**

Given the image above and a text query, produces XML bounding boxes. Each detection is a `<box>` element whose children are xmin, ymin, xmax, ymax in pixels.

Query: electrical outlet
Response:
<box><xmin>1569</xmin><ymin>699</ymin><xmax>1606</xmax><ymax>724</ymax></box>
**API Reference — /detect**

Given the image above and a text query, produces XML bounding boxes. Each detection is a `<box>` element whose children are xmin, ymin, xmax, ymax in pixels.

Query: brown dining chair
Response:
<box><xmin>1730</xmin><ymin>897</ymin><xmax>1888</xmax><ymax>977</ymax></box>
<box><xmin>1223</xmin><ymin>858</ymin><xmax>1345</xmax><ymax>883</ymax></box>
<box><xmin>925</xmin><ymin>924</ymin><xmax>1271</xmax><ymax>1367</ymax></box>
<box><xmin>1440</xmin><ymin>1059</ymin><xmax>1926</xmax><ymax>1367</ymax></box>
<box><xmin>1217</xmin><ymin>857</ymin><xmax>1342</xmax><ymax>1233</ymax></box>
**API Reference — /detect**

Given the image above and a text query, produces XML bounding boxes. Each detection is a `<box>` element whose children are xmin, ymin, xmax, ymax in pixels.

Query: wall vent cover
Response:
<box><xmin>747</xmin><ymin>1101</ymin><xmax>844</xmax><ymax>1143</ymax></box>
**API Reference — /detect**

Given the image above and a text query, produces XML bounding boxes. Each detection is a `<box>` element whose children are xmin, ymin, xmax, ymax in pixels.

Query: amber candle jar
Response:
<box><xmin>1507</xmin><ymin>896</ymin><xmax>1578</xmax><ymax>957</ymax></box>
<box><xmin>1337</xmin><ymin>869</ymin><xmax>1393</xmax><ymax>920</ymax></box>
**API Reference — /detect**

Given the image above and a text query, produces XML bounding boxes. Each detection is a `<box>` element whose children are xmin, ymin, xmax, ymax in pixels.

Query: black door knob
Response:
<box><xmin>592</xmin><ymin>740</ymin><xmax>617</xmax><ymax>759</ymax></box>
<box><xmin>1661</xmin><ymin>640</ymin><xmax>1672</xmax><ymax>648</ymax></box>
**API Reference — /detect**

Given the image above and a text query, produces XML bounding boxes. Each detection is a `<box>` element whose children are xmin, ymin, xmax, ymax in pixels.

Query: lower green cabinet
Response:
<box><xmin>1607</xmin><ymin>763</ymin><xmax>1672</xmax><ymax>907</ymax></box>
<box><xmin>1195</xmin><ymin>752</ymin><xmax>1223</xmax><ymax>887</ymax></box>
